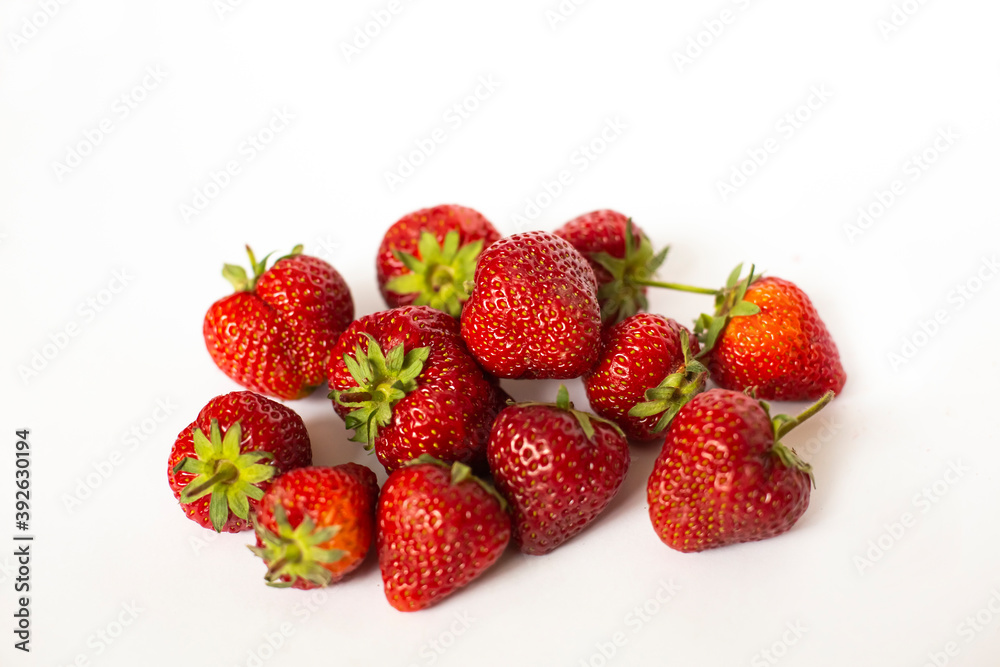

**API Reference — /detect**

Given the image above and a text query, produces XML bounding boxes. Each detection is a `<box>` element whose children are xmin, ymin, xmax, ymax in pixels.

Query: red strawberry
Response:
<box><xmin>327</xmin><ymin>306</ymin><xmax>504</xmax><ymax>473</ymax></box>
<box><xmin>167</xmin><ymin>391</ymin><xmax>312</xmax><ymax>532</ymax></box>
<box><xmin>249</xmin><ymin>464</ymin><xmax>378</xmax><ymax>589</ymax></box>
<box><xmin>377</xmin><ymin>205</ymin><xmax>501</xmax><ymax>317</ymax></box>
<box><xmin>554</xmin><ymin>211</ymin><xmax>668</xmax><ymax>325</ymax></box>
<box><xmin>487</xmin><ymin>385</ymin><xmax>630</xmax><ymax>554</ymax></box>
<box><xmin>705</xmin><ymin>275</ymin><xmax>846</xmax><ymax>400</ymax></box>
<box><xmin>377</xmin><ymin>456</ymin><xmax>510</xmax><ymax>611</ymax></box>
<box><xmin>584</xmin><ymin>314</ymin><xmax>705</xmax><ymax>441</ymax></box>
<box><xmin>647</xmin><ymin>388</ymin><xmax>832</xmax><ymax>552</ymax></box>
<box><xmin>204</xmin><ymin>244</ymin><xmax>354</xmax><ymax>400</ymax></box>
<box><xmin>460</xmin><ymin>231</ymin><xmax>601</xmax><ymax>379</ymax></box>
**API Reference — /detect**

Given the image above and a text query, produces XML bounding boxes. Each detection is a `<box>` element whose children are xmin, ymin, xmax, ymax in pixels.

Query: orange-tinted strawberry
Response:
<box><xmin>647</xmin><ymin>389</ymin><xmax>831</xmax><ymax>552</ymax></box>
<box><xmin>706</xmin><ymin>276</ymin><xmax>846</xmax><ymax>400</ymax></box>
<box><xmin>249</xmin><ymin>464</ymin><xmax>379</xmax><ymax>589</ymax></box>
<box><xmin>554</xmin><ymin>211</ymin><xmax>668</xmax><ymax>325</ymax></box>
<box><xmin>167</xmin><ymin>391</ymin><xmax>312</xmax><ymax>532</ymax></box>
<box><xmin>377</xmin><ymin>205</ymin><xmax>501</xmax><ymax>317</ymax></box>
<box><xmin>327</xmin><ymin>306</ymin><xmax>504</xmax><ymax>473</ymax></box>
<box><xmin>460</xmin><ymin>231</ymin><xmax>601</xmax><ymax>379</ymax></box>
<box><xmin>646</xmin><ymin>264</ymin><xmax>846</xmax><ymax>401</ymax></box>
<box><xmin>377</xmin><ymin>456</ymin><xmax>510</xmax><ymax>611</ymax></box>
<box><xmin>204</xmin><ymin>244</ymin><xmax>354</xmax><ymax>400</ymax></box>
<box><xmin>584</xmin><ymin>314</ymin><xmax>705</xmax><ymax>441</ymax></box>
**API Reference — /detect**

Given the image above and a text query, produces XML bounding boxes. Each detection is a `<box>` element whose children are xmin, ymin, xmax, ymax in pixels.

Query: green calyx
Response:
<box><xmin>172</xmin><ymin>419</ymin><xmax>276</xmax><ymax>532</ymax></box>
<box><xmin>328</xmin><ymin>334</ymin><xmax>430</xmax><ymax>449</ymax></box>
<box><xmin>222</xmin><ymin>244</ymin><xmax>304</xmax><ymax>292</ymax></box>
<box><xmin>590</xmin><ymin>219</ymin><xmax>670</xmax><ymax>325</ymax></box>
<box><xmin>758</xmin><ymin>390</ymin><xmax>835</xmax><ymax>488</ymax></box>
<box><xmin>627</xmin><ymin>330</ymin><xmax>707</xmax><ymax>433</ymax></box>
<box><xmin>516</xmin><ymin>385</ymin><xmax>626</xmax><ymax>441</ymax></box>
<box><xmin>384</xmin><ymin>231</ymin><xmax>484</xmax><ymax>318</ymax></box>
<box><xmin>404</xmin><ymin>454</ymin><xmax>508</xmax><ymax>511</ymax></box>
<box><xmin>247</xmin><ymin>504</ymin><xmax>345</xmax><ymax>588</ymax></box>
<box><xmin>692</xmin><ymin>262</ymin><xmax>762</xmax><ymax>356</ymax></box>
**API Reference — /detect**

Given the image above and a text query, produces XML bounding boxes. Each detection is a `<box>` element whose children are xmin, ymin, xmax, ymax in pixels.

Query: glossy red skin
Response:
<box><xmin>254</xmin><ymin>464</ymin><xmax>379</xmax><ymax>590</ymax></box>
<box><xmin>487</xmin><ymin>404</ymin><xmax>630</xmax><ymax>554</ymax></box>
<box><xmin>376</xmin><ymin>204</ymin><xmax>501</xmax><ymax>308</ymax></box>
<box><xmin>204</xmin><ymin>254</ymin><xmax>354</xmax><ymax>400</ymax></box>
<box><xmin>647</xmin><ymin>390</ymin><xmax>811</xmax><ymax>553</ymax></box>
<box><xmin>585</xmin><ymin>314</ymin><xmax>700</xmax><ymax>441</ymax></box>
<box><xmin>377</xmin><ymin>463</ymin><xmax>511</xmax><ymax>611</ymax></box>
<box><xmin>553</xmin><ymin>209</ymin><xmax>649</xmax><ymax>310</ymax></box>
<box><xmin>327</xmin><ymin>306</ymin><xmax>504</xmax><ymax>473</ymax></box>
<box><xmin>167</xmin><ymin>391</ymin><xmax>312</xmax><ymax>533</ymax></box>
<box><xmin>709</xmin><ymin>277</ymin><xmax>846</xmax><ymax>400</ymax></box>
<box><xmin>460</xmin><ymin>231</ymin><xmax>601</xmax><ymax>379</ymax></box>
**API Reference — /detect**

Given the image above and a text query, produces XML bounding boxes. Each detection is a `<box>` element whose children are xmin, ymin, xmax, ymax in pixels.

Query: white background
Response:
<box><xmin>1</xmin><ymin>0</ymin><xmax>999</xmax><ymax>665</ymax></box>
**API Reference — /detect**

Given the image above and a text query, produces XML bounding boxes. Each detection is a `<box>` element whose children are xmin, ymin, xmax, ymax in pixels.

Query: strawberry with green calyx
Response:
<box><xmin>167</xmin><ymin>391</ymin><xmax>312</xmax><ymax>533</ymax></box>
<box><xmin>554</xmin><ymin>211</ymin><xmax>669</xmax><ymax>326</ymax></box>
<box><xmin>487</xmin><ymin>385</ymin><xmax>631</xmax><ymax>554</ymax></box>
<box><xmin>328</xmin><ymin>306</ymin><xmax>505</xmax><ymax>473</ymax></box>
<box><xmin>377</xmin><ymin>205</ymin><xmax>501</xmax><ymax>317</ymax></box>
<box><xmin>204</xmin><ymin>244</ymin><xmax>354</xmax><ymax>400</ymax></box>
<box><xmin>706</xmin><ymin>275</ymin><xmax>847</xmax><ymax>400</ymax></box>
<box><xmin>249</xmin><ymin>464</ymin><xmax>379</xmax><ymax>590</ymax></box>
<box><xmin>647</xmin><ymin>388</ymin><xmax>833</xmax><ymax>553</ymax></box>
<box><xmin>377</xmin><ymin>455</ymin><xmax>511</xmax><ymax>611</ymax></box>
<box><xmin>633</xmin><ymin>263</ymin><xmax>846</xmax><ymax>400</ymax></box>
<box><xmin>585</xmin><ymin>315</ymin><xmax>704</xmax><ymax>441</ymax></box>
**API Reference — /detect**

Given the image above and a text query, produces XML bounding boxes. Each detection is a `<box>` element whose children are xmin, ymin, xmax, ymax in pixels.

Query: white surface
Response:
<box><xmin>1</xmin><ymin>1</ymin><xmax>998</xmax><ymax>665</ymax></box>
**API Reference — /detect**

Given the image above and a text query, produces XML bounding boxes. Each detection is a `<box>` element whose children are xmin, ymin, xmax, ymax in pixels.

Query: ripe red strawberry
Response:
<box><xmin>204</xmin><ymin>244</ymin><xmax>354</xmax><ymax>400</ymax></box>
<box><xmin>584</xmin><ymin>314</ymin><xmax>705</xmax><ymax>441</ymax></box>
<box><xmin>249</xmin><ymin>464</ymin><xmax>378</xmax><ymax>589</ymax></box>
<box><xmin>647</xmin><ymin>388</ymin><xmax>832</xmax><ymax>552</ymax></box>
<box><xmin>377</xmin><ymin>456</ymin><xmax>510</xmax><ymax>611</ymax></box>
<box><xmin>167</xmin><ymin>391</ymin><xmax>312</xmax><ymax>532</ymax></box>
<box><xmin>377</xmin><ymin>205</ymin><xmax>501</xmax><ymax>317</ymax></box>
<box><xmin>554</xmin><ymin>210</ymin><xmax>668</xmax><ymax>325</ymax></box>
<box><xmin>705</xmin><ymin>275</ymin><xmax>846</xmax><ymax>400</ymax></box>
<box><xmin>644</xmin><ymin>264</ymin><xmax>846</xmax><ymax>401</ymax></box>
<box><xmin>327</xmin><ymin>306</ymin><xmax>505</xmax><ymax>473</ymax></box>
<box><xmin>487</xmin><ymin>386</ymin><xmax>630</xmax><ymax>554</ymax></box>
<box><xmin>460</xmin><ymin>231</ymin><xmax>601</xmax><ymax>379</ymax></box>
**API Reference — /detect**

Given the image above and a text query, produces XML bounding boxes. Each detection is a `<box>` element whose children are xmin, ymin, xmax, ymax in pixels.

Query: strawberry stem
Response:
<box><xmin>632</xmin><ymin>279</ymin><xmax>720</xmax><ymax>296</ymax></box>
<box><xmin>774</xmin><ymin>391</ymin><xmax>835</xmax><ymax>440</ymax></box>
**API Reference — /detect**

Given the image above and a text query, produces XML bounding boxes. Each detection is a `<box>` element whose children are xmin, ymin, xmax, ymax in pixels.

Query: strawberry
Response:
<box><xmin>377</xmin><ymin>205</ymin><xmax>501</xmax><ymax>317</ymax></box>
<box><xmin>460</xmin><ymin>231</ymin><xmax>602</xmax><ymax>379</ymax></box>
<box><xmin>642</xmin><ymin>264</ymin><xmax>846</xmax><ymax>400</ymax></box>
<box><xmin>704</xmin><ymin>274</ymin><xmax>847</xmax><ymax>401</ymax></box>
<box><xmin>647</xmin><ymin>388</ymin><xmax>832</xmax><ymax>552</ymax></box>
<box><xmin>553</xmin><ymin>211</ymin><xmax>668</xmax><ymax>325</ymax></box>
<box><xmin>584</xmin><ymin>314</ymin><xmax>706</xmax><ymax>441</ymax></box>
<box><xmin>167</xmin><ymin>391</ymin><xmax>312</xmax><ymax>532</ymax></box>
<box><xmin>249</xmin><ymin>464</ymin><xmax>379</xmax><ymax>589</ymax></box>
<box><xmin>377</xmin><ymin>455</ymin><xmax>510</xmax><ymax>611</ymax></box>
<box><xmin>327</xmin><ymin>306</ymin><xmax>505</xmax><ymax>473</ymax></box>
<box><xmin>204</xmin><ymin>244</ymin><xmax>354</xmax><ymax>400</ymax></box>
<box><xmin>487</xmin><ymin>385</ymin><xmax>630</xmax><ymax>554</ymax></box>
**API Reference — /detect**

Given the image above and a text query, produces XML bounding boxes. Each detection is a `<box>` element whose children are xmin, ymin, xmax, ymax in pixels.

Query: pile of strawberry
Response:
<box><xmin>168</xmin><ymin>205</ymin><xmax>846</xmax><ymax>611</ymax></box>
